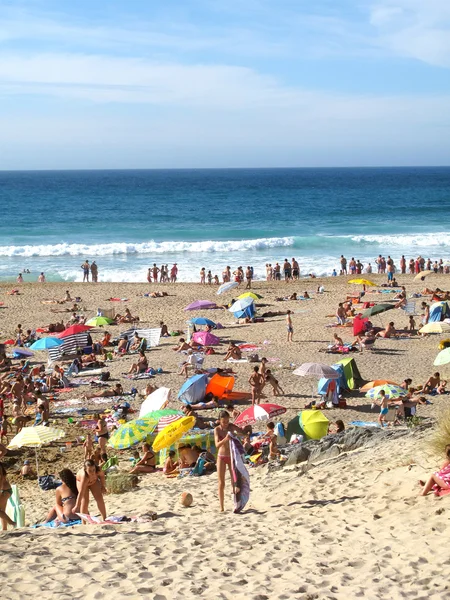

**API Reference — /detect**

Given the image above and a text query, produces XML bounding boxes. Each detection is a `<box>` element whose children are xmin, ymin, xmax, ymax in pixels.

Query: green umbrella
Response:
<box><xmin>366</xmin><ymin>384</ymin><xmax>408</xmax><ymax>400</ymax></box>
<box><xmin>362</xmin><ymin>303</ymin><xmax>396</xmax><ymax>318</ymax></box>
<box><xmin>108</xmin><ymin>418</ymin><xmax>156</xmax><ymax>449</ymax></box>
<box><xmin>86</xmin><ymin>316</ymin><xmax>114</xmax><ymax>327</ymax></box>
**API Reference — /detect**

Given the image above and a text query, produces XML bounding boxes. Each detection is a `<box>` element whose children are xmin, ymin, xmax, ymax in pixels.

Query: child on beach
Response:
<box><xmin>163</xmin><ymin>450</ymin><xmax>178</xmax><ymax>475</ymax></box>
<box><xmin>265</xmin><ymin>370</ymin><xmax>284</xmax><ymax>396</ymax></box>
<box><xmin>420</xmin><ymin>445</ymin><xmax>450</xmax><ymax>496</ymax></box>
<box><xmin>286</xmin><ymin>310</ymin><xmax>293</xmax><ymax>342</ymax></box>
<box><xmin>264</xmin><ymin>422</ymin><xmax>280</xmax><ymax>459</ymax></box>
<box><xmin>376</xmin><ymin>390</ymin><xmax>389</xmax><ymax>426</ymax></box>
<box><xmin>408</xmin><ymin>315</ymin><xmax>416</xmax><ymax>332</ymax></box>
<box><xmin>249</xmin><ymin>366</ymin><xmax>264</xmax><ymax>405</ymax></box>
<box><xmin>83</xmin><ymin>434</ymin><xmax>93</xmax><ymax>460</ymax></box>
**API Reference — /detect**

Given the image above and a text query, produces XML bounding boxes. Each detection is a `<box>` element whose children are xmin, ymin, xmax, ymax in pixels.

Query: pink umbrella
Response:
<box><xmin>192</xmin><ymin>331</ymin><xmax>220</xmax><ymax>346</ymax></box>
<box><xmin>184</xmin><ymin>300</ymin><xmax>218</xmax><ymax>311</ymax></box>
<box><xmin>234</xmin><ymin>403</ymin><xmax>286</xmax><ymax>426</ymax></box>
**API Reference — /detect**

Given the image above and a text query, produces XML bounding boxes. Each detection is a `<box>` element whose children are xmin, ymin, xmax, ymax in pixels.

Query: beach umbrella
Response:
<box><xmin>153</xmin><ymin>413</ymin><xmax>184</xmax><ymax>433</ymax></box>
<box><xmin>3</xmin><ymin>339</ymin><xmax>15</xmax><ymax>345</ymax></box>
<box><xmin>237</xmin><ymin>292</ymin><xmax>263</xmax><ymax>300</ymax></box>
<box><xmin>57</xmin><ymin>324</ymin><xmax>92</xmax><ymax>338</ymax></box>
<box><xmin>362</xmin><ymin>303</ymin><xmax>396</xmax><ymax>318</ymax></box>
<box><xmin>178</xmin><ymin>374</ymin><xmax>208</xmax><ymax>404</ymax></box>
<box><xmin>348</xmin><ymin>279</ymin><xmax>375</xmax><ymax>287</ymax></box>
<box><xmin>366</xmin><ymin>384</ymin><xmax>408</xmax><ymax>400</ymax></box>
<box><xmin>184</xmin><ymin>300</ymin><xmax>218</xmax><ymax>311</ymax></box>
<box><xmin>229</xmin><ymin>297</ymin><xmax>254</xmax><ymax>313</ymax></box>
<box><xmin>419</xmin><ymin>322</ymin><xmax>450</xmax><ymax>335</ymax></box>
<box><xmin>293</xmin><ymin>363</ymin><xmax>340</xmax><ymax>379</ymax></box>
<box><xmin>434</xmin><ymin>347</ymin><xmax>450</xmax><ymax>366</ymax></box>
<box><xmin>29</xmin><ymin>337</ymin><xmax>64</xmax><ymax>351</ymax></box>
<box><xmin>414</xmin><ymin>270</ymin><xmax>433</xmax><ymax>281</ymax></box>
<box><xmin>217</xmin><ymin>282</ymin><xmax>239</xmax><ymax>295</ymax></box>
<box><xmin>86</xmin><ymin>316</ymin><xmax>113</xmax><ymax>327</ymax></box>
<box><xmin>109</xmin><ymin>418</ymin><xmax>156</xmax><ymax>450</ymax></box>
<box><xmin>11</xmin><ymin>348</ymin><xmax>34</xmax><ymax>358</ymax></box>
<box><xmin>206</xmin><ymin>373</ymin><xmax>235</xmax><ymax>397</ymax></box>
<box><xmin>192</xmin><ymin>331</ymin><xmax>220</xmax><ymax>346</ymax></box>
<box><xmin>190</xmin><ymin>317</ymin><xmax>216</xmax><ymax>327</ymax></box>
<box><xmin>152</xmin><ymin>416</ymin><xmax>195</xmax><ymax>452</ymax></box>
<box><xmin>300</xmin><ymin>410</ymin><xmax>329</xmax><ymax>440</ymax></box>
<box><xmin>234</xmin><ymin>403</ymin><xmax>286</xmax><ymax>426</ymax></box>
<box><xmin>360</xmin><ymin>379</ymin><xmax>398</xmax><ymax>392</ymax></box>
<box><xmin>8</xmin><ymin>426</ymin><xmax>65</xmax><ymax>480</ymax></box>
<box><xmin>139</xmin><ymin>388</ymin><xmax>171</xmax><ymax>417</ymax></box>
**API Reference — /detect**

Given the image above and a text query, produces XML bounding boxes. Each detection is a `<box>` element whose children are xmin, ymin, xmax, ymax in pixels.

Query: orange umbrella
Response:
<box><xmin>360</xmin><ymin>379</ymin><xmax>398</xmax><ymax>392</ymax></box>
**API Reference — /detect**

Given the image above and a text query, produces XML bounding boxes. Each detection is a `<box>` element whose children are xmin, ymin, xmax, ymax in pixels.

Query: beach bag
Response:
<box><xmin>100</xmin><ymin>371</ymin><xmax>110</xmax><ymax>381</ymax></box>
<box><xmin>205</xmin><ymin>348</ymin><xmax>215</xmax><ymax>355</ymax></box>
<box><xmin>38</xmin><ymin>475</ymin><xmax>60</xmax><ymax>491</ymax></box>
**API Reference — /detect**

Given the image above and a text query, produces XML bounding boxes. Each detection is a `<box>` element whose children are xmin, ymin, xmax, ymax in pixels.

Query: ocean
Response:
<box><xmin>1</xmin><ymin>167</ymin><xmax>449</xmax><ymax>283</ymax></box>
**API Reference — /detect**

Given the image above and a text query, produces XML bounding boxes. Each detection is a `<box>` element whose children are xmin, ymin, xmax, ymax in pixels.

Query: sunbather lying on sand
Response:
<box><xmin>83</xmin><ymin>383</ymin><xmax>123</xmax><ymax>400</ymax></box>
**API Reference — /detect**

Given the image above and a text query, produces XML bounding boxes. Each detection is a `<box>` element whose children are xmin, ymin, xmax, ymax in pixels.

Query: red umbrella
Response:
<box><xmin>3</xmin><ymin>339</ymin><xmax>15</xmax><ymax>345</ymax></box>
<box><xmin>57</xmin><ymin>324</ymin><xmax>92</xmax><ymax>338</ymax></box>
<box><xmin>234</xmin><ymin>403</ymin><xmax>286</xmax><ymax>426</ymax></box>
<box><xmin>192</xmin><ymin>331</ymin><xmax>220</xmax><ymax>346</ymax></box>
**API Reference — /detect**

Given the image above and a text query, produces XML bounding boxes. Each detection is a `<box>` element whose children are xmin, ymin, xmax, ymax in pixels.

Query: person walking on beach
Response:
<box><xmin>292</xmin><ymin>258</ymin><xmax>299</xmax><ymax>280</ymax></box>
<box><xmin>214</xmin><ymin>410</ymin><xmax>244</xmax><ymax>512</ymax></box>
<box><xmin>286</xmin><ymin>310</ymin><xmax>294</xmax><ymax>341</ymax></box>
<box><xmin>0</xmin><ymin>464</ymin><xmax>15</xmax><ymax>530</ymax></box>
<box><xmin>81</xmin><ymin>260</ymin><xmax>90</xmax><ymax>282</ymax></box>
<box><xmin>90</xmin><ymin>261</ymin><xmax>98</xmax><ymax>283</ymax></box>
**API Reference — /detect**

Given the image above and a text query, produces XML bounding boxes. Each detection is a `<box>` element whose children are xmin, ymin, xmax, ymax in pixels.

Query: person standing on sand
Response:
<box><xmin>200</xmin><ymin>268</ymin><xmax>206</xmax><ymax>284</ymax></box>
<box><xmin>214</xmin><ymin>410</ymin><xmax>245</xmax><ymax>512</ymax></box>
<box><xmin>245</xmin><ymin>266</ymin><xmax>252</xmax><ymax>289</ymax></box>
<box><xmin>38</xmin><ymin>272</ymin><xmax>46</xmax><ymax>283</ymax></box>
<box><xmin>170</xmin><ymin>263</ymin><xmax>178</xmax><ymax>283</ymax></box>
<box><xmin>340</xmin><ymin>255</ymin><xmax>347</xmax><ymax>275</ymax></box>
<box><xmin>0</xmin><ymin>464</ymin><xmax>15</xmax><ymax>530</ymax></box>
<box><xmin>249</xmin><ymin>366</ymin><xmax>264</xmax><ymax>405</ymax></box>
<box><xmin>400</xmin><ymin>255</ymin><xmax>406</xmax><ymax>274</ymax></box>
<box><xmin>147</xmin><ymin>268</ymin><xmax>152</xmax><ymax>284</ymax></box>
<box><xmin>292</xmin><ymin>258</ymin><xmax>299</xmax><ymax>280</ymax></box>
<box><xmin>81</xmin><ymin>260</ymin><xmax>90</xmax><ymax>282</ymax></box>
<box><xmin>152</xmin><ymin>263</ymin><xmax>159</xmax><ymax>282</ymax></box>
<box><xmin>286</xmin><ymin>310</ymin><xmax>294</xmax><ymax>341</ymax></box>
<box><xmin>90</xmin><ymin>261</ymin><xmax>98</xmax><ymax>283</ymax></box>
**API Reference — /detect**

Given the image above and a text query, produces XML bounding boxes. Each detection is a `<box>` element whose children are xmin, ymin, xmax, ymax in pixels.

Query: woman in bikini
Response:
<box><xmin>74</xmin><ymin>459</ymin><xmax>107</xmax><ymax>521</ymax></box>
<box><xmin>130</xmin><ymin>442</ymin><xmax>156</xmax><ymax>474</ymax></box>
<box><xmin>214</xmin><ymin>410</ymin><xmax>244</xmax><ymax>512</ymax></box>
<box><xmin>128</xmin><ymin>350</ymin><xmax>148</xmax><ymax>374</ymax></box>
<box><xmin>0</xmin><ymin>464</ymin><xmax>15</xmax><ymax>530</ymax></box>
<box><xmin>45</xmin><ymin>469</ymin><xmax>79</xmax><ymax>523</ymax></box>
<box><xmin>95</xmin><ymin>414</ymin><xmax>109</xmax><ymax>454</ymax></box>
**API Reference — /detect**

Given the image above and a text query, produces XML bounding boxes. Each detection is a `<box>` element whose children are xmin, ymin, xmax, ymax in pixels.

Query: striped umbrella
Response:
<box><xmin>360</xmin><ymin>379</ymin><xmax>399</xmax><ymax>392</ymax></box>
<box><xmin>154</xmin><ymin>413</ymin><xmax>184</xmax><ymax>432</ymax></box>
<box><xmin>108</xmin><ymin>418</ymin><xmax>155</xmax><ymax>449</ymax></box>
<box><xmin>234</xmin><ymin>403</ymin><xmax>286</xmax><ymax>426</ymax></box>
<box><xmin>365</xmin><ymin>384</ymin><xmax>408</xmax><ymax>400</ymax></box>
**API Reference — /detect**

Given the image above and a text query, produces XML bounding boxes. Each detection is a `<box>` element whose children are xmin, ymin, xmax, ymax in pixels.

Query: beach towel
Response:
<box><xmin>226</xmin><ymin>358</ymin><xmax>248</xmax><ymax>363</ymax></box>
<box><xmin>350</xmin><ymin>421</ymin><xmax>381</xmax><ymax>428</ymax></box>
<box><xmin>125</xmin><ymin>373</ymin><xmax>154</xmax><ymax>380</ymax></box>
<box><xmin>32</xmin><ymin>518</ymin><xmax>83</xmax><ymax>529</ymax></box>
<box><xmin>229</xmin><ymin>434</ymin><xmax>250</xmax><ymax>513</ymax></box>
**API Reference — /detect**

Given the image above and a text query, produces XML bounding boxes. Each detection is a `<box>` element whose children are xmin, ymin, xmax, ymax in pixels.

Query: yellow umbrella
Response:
<box><xmin>8</xmin><ymin>426</ymin><xmax>66</xmax><ymax>480</ymax></box>
<box><xmin>152</xmin><ymin>416</ymin><xmax>195</xmax><ymax>453</ymax></box>
<box><xmin>348</xmin><ymin>279</ymin><xmax>375</xmax><ymax>286</ymax></box>
<box><xmin>414</xmin><ymin>270</ymin><xmax>433</xmax><ymax>281</ymax></box>
<box><xmin>419</xmin><ymin>322</ymin><xmax>450</xmax><ymax>334</ymax></box>
<box><xmin>237</xmin><ymin>292</ymin><xmax>263</xmax><ymax>300</ymax></box>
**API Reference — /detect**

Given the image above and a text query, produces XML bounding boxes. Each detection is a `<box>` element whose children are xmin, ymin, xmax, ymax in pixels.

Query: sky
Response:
<box><xmin>0</xmin><ymin>0</ymin><xmax>449</xmax><ymax>169</ymax></box>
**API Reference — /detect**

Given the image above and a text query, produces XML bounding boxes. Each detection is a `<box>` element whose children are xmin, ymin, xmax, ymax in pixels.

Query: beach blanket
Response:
<box><xmin>125</xmin><ymin>373</ymin><xmax>154</xmax><ymax>380</ymax></box>
<box><xmin>229</xmin><ymin>434</ymin><xmax>250</xmax><ymax>514</ymax></box>
<box><xmin>32</xmin><ymin>518</ymin><xmax>83</xmax><ymax>529</ymax></box>
<box><xmin>226</xmin><ymin>358</ymin><xmax>248</xmax><ymax>363</ymax></box>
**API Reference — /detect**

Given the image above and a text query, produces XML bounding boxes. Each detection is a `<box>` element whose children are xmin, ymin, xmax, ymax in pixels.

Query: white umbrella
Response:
<box><xmin>293</xmin><ymin>362</ymin><xmax>340</xmax><ymax>398</ymax></box>
<box><xmin>229</xmin><ymin>297</ymin><xmax>254</xmax><ymax>313</ymax></box>
<box><xmin>139</xmin><ymin>387</ymin><xmax>171</xmax><ymax>417</ymax></box>
<box><xmin>217</xmin><ymin>281</ymin><xmax>239</xmax><ymax>295</ymax></box>
<box><xmin>8</xmin><ymin>426</ymin><xmax>66</xmax><ymax>481</ymax></box>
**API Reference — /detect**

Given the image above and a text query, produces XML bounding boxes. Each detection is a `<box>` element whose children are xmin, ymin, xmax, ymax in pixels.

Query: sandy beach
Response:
<box><xmin>1</xmin><ymin>275</ymin><xmax>450</xmax><ymax>600</ymax></box>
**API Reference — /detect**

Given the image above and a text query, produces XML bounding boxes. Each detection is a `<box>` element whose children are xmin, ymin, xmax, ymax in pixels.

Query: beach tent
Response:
<box><xmin>286</xmin><ymin>410</ymin><xmax>329</xmax><ymax>442</ymax></box>
<box><xmin>177</xmin><ymin>374</ymin><xmax>208</xmax><ymax>404</ymax></box>
<box><xmin>206</xmin><ymin>373</ymin><xmax>235</xmax><ymax>398</ymax></box>
<box><xmin>429</xmin><ymin>301</ymin><xmax>450</xmax><ymax>323</ymax></box>
<box><xmin>317</xmin><ymin>357</ymin><xmax>362</xmax><ymax>397</ymax></box>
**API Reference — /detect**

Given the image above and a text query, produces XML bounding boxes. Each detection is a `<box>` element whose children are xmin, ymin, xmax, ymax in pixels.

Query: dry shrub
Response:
<box><xmin>106</xmin><ymin>473</ymin><xmax>138</xmax><ymax>494</ymax></box>
<box><xmin>428</xmin><ymin>408</ymin><xmax>450</xmax><ymax>457</ymax></box>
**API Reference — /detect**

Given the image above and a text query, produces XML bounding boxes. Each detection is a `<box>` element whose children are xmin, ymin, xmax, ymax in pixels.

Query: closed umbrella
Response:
<box><xmin>184</xmin><ymin>300</ymin><xmax>217</xmax><ymax>311</ymax></box>
<box><xmin>229</xmin><ymin>297</ymin><xmax>254</xmax><ymax>313</ymax></box>
<box><xmin>234</xmin><ymin>403</ymin><xmax>286</xmax><ymax>426</ymax></box>
<box><xmin>434</xmin><ymin>347</ymin><xmax>450</xmax><ymax>366</ymax></box>
<box><xmin>8</xmin><ymin>426</ymin><xmax>65</xmax><ymax>480</ymax></box>
<box><xmin>192</xmin><ymin>331</ymin><xmax>220</xmax><ymax>346</ymax></box>
<box><xmin>30</xmin><ymin>337</ymin><xmax>64</xmax><ymax>350</ymax></box>
<box><xmin>366</xmin><ymin>384</ymin><xmax>407</xmax><ymax>400</ymax></box>
<box><xmin>217</xmin><ymin>282</ymin><xmax>239</xmax><ymax>295</ymax></box>
<box><xmin>419</xmin><ymin>322</ymin><xmax>450</xmax><ymax>335</ymax></box>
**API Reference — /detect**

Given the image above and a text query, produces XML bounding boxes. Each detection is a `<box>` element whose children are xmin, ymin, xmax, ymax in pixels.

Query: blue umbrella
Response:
<box><xmin>177</xmin><ymin>374</ymin><xmax>208</xmax><ymax>405</ymax></box>
<box><xmin>190</xmin><ymin>317</ymin><xmax>216</xmax><ymax>327</ymax></box>
<box><xmin>30</xmin><ymin>337</ymin><xmax>64</xmax><ymax>350</ymax></box>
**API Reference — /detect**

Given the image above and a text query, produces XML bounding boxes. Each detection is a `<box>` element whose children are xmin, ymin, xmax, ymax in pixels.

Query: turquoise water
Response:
<box><xmin>1</xmin><ymin>167</ymin><xmax>449</xmax><ymax>282</ymax></box>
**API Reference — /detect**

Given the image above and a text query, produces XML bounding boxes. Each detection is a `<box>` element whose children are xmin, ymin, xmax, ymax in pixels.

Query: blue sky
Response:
<box><xmin>0</xmin><ymin>0</ymin><xmax>449</xmax><ymax>168</ymax></box>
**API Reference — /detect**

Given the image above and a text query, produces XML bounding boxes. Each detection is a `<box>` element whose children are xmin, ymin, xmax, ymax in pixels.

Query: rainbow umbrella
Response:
<box><xmin>365</xmin><ymin>384</ymin><xmax>408</xmax><ymax>400</ymax></box>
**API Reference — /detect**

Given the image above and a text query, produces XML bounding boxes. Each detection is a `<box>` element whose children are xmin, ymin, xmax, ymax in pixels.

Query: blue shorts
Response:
<box><xmin>380</xmin><ymin>407</ymin><xmax>389</xmax><ymax>415</ymax></box>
